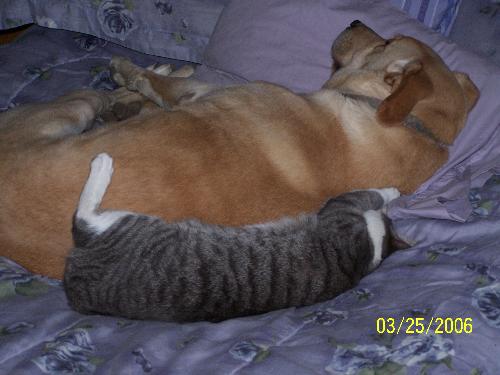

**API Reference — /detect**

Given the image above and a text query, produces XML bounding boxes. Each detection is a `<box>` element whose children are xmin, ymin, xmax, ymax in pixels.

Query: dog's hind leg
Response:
<box><xmin>0</xmin><ymin>88</ymin><xmax>141</xmax><ymax>148</ymax></box>
<box><xmin>110</xmin><ymin>57</ymin><xmax>216</xmax><ymax>109</ymax></box>
<box><xmin>46</xmin><ymin>90</ymin><xmax>116</xmax><ymax>136</ymax></box>
<box><xmin>0</xmin><ymin>89</ymin><xmax>115</xmax><ymax>145</ymax></box>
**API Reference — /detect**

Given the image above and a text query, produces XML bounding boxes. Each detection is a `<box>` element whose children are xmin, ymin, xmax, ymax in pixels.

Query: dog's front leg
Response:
<box><xmin>110</xmin><ymin>57</ymin><xmax>216</xmax><ymax>109</ymax></box>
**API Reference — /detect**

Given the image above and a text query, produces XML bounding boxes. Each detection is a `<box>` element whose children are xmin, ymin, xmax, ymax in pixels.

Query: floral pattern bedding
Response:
<box><xmin>0</xmin><ymin>0</ymin><xmax>227</xmax><ymax>63</ymax></box>
<box><xmin>0</xmin><ymin>25</ymin><xmax>189</xmax><ymax>111</ymax></box>
<box><xmin>1</xmin><ymin>173</ymin><xmax>500</xmax><ymax>374</ymax></box>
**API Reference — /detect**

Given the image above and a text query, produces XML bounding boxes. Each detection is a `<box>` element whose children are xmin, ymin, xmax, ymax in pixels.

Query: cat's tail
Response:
<box><xmin>73</xmin><ymin>153</ymin><xmax>132</xmax><ymax>246</ymax></box>
<box><xmin>73</xmin><ymin>153</ymin><xmax>116</xmax><ymax>246</ymax></box>
<box><xmin>76</xmin><ymin>153</ymin><xmax>114</xmax><ymax>220</ymax></box>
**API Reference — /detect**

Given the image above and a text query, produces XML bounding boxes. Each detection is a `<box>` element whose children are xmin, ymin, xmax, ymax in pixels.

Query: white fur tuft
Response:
<box><xmin>387</xmin><ymin>59</ymin><xmax>412</xmax><ymax>73</ymax></box>
<box><xmin>363</xmin><ymin>209</ymin><xmax>386</xmax><ymax>270</ymax></box>
<box><xmin>77</xmin><ymin>153</ymin><xmax>113</xmax><ymax>218</ymax></box>
<box><xmin>147</xmin><ymin>63</ymin><xmax>173</xmax><ymax>76</ymax></box>
<box><xmin>369</xmin><ymin>187</ymin><xmax>401</xmax><ymax>205</ymax></box>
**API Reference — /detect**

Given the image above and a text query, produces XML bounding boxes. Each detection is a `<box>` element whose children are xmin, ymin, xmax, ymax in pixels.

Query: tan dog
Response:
<box><xmin>0</xmin><ymin>22</ymin><xmax>478</xmax><ymax>279</ymax></box>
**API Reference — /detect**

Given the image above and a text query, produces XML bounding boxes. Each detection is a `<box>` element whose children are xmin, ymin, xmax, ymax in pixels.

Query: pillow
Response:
<box><xmin>199</xmin><ymin>0</ymin><xmax>500</xmax><ymax>226</ymax></box>
<box><xmin>449</xmin><ymin>0</ymin><xmax>500</xmax><ymax>66</ymax></box>
<box><xmin>0</xmin><ymin>0</ymin><xmax>228</xmax><ymax>63</ymax></box>
<box><xmin>0</xmin><ymin>0</ymin><xmax>460</xmax><ymax>63</ymax></box>
<box><xmin>389</xmin><ymin>0</ymin><xmax>462</xmax><ymax>36</ymax></box>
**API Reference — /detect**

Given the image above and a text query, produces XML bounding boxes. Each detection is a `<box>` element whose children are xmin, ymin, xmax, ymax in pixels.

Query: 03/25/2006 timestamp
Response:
<box><xmin>376</xmin><ymin>317</ymin><xmax>473</xmax><ymax>335</ymax></box>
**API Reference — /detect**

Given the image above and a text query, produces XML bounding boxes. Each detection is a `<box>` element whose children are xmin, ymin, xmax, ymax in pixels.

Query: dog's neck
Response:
<box><xmin>341</xmin><ymin>92</ymin><xmax>447</xmax><ymax>148</ymax></box>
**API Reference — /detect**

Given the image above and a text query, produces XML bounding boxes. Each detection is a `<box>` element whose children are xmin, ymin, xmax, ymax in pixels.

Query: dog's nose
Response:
<box><xmin>350</xmin><ymin>20</ymin><xmax>363</xmax><ymax>27</ymax></box>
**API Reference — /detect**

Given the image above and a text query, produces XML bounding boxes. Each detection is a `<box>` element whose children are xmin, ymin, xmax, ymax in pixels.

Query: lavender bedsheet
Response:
<box><xmin>1</xmin><ymin>25</ymin><xmax>500</xmax><ymax>375</ymax></box>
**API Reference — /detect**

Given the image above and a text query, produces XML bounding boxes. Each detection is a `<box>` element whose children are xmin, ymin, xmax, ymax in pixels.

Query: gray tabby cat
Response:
<box><xmin>64</xmin><ymin>153</ymin><xmax>402</xmax><ymax>322</ymax></box>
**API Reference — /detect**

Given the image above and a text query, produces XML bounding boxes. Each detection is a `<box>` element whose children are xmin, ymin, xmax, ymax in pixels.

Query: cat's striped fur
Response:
<box><xmin>64</xmin><ymin>153</ymin><xmax>401</xmax><ymax>322</ymax></box>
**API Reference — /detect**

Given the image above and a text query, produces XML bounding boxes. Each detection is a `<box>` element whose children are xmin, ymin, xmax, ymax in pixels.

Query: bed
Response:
<box><xmin>1</xmin><ymin>1</ymin><xmax>500</xmax><ymax>374</ymax></box>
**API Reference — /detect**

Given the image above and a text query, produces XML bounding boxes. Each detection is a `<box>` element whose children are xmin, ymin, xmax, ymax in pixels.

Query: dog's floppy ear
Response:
<box><xmin>376</xmin><ymin>59</ymin><xmax>433</xmax><ymax>125</ymax></box>
<box><xmin>454</xmin><ymin>71</ymin><xmax>479</xmax><ymax>113</ymax></box>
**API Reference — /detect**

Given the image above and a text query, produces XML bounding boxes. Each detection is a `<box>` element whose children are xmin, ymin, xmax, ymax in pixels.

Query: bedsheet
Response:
<box><xmin>1</xmin><ymin>172</ymin><xmax>500</xmax><ymax>374</ymax></box>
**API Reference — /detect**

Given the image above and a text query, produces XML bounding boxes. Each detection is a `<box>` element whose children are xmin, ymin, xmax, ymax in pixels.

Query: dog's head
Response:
<box><xmin>324</xmin><ymin>21</ymin><xmax>479</xmax><ymax>145</ymax></box>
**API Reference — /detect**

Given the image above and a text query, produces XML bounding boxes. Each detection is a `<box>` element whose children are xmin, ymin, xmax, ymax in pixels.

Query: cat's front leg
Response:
<box><xmin>320</xmin><ymin>188</ymin><xmax>400</xmax><ymax>214</ymax></box>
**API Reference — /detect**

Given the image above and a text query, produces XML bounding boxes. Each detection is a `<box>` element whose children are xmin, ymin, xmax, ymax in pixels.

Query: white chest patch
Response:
<box><xmin>311</xmin><ymin>90</ymin><xmax>376</xmax><ymax>143</ymax></box>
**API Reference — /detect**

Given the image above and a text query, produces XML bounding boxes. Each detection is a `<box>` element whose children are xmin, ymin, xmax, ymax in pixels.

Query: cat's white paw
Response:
<box><xmin>91</xmin><ymin>153</ymin><xmax>114</xmax><ymax>180</ymax></box>
<box><xmin>374</xmin><ymin>187</ymin><xmax>400</xmax><ymax>204</ymax></box>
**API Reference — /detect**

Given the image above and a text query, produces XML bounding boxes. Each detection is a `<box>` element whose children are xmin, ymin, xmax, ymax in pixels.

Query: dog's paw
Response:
<box><xmin>147</xmin><ymin>63</ymin><xmax>173</xmax><ymax>77</ymax></box>
<box><xmin>110</xmin><ymin>57</ymin><xmax>144</xmax><ymax>90</ymax></box>
<box><xmin>145</xmin><ymin>63</ymin><xmax>195</xmax><ymax>79</ymax></box>
<box><xmin>374</xmin><ymin>187</ymin><xmax>401</xmax><ymax>204</ymax></box>
<box><xmin>103</xmin><ymin>87</ymin><xmax>144</xmax><ymax>121</ymax></box>
<box><xmin>169</xmin><ymin>65</ymin><xmax>195</xmax><ymax>78</ymax></box>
